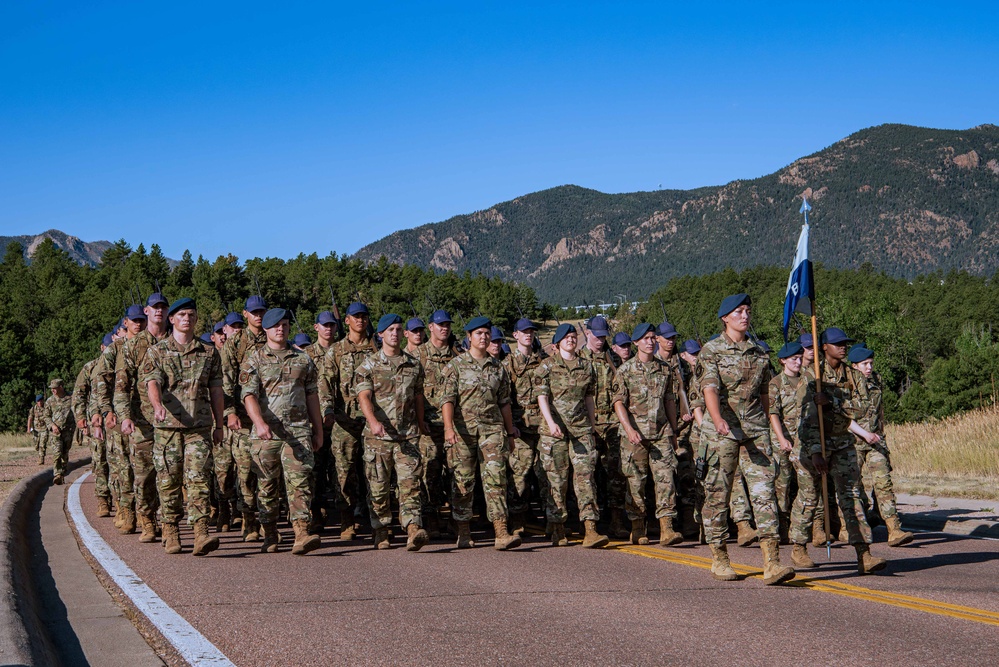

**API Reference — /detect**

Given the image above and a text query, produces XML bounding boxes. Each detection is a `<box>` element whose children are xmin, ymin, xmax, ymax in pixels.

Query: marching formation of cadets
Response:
<box><xmin>30</xmin><ymin>288</ymin><xmax>913</xmax><ymax>584</ymax></box>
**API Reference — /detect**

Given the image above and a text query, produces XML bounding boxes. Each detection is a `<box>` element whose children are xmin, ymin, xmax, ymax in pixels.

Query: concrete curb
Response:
<box><xmin>0</xmin><ymin>457</ymin><xmax>92</xmax><ymax>667</ymax></box>
<box><xmin>902</xmin><ymin>514</ymin><xmax>999</xmax><ymax>539</ymax></box>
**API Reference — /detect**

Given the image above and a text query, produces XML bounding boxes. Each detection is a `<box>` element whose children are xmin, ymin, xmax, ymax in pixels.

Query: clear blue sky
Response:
<box><xmin>2</xmin><ymin>2</ymin><xmax>996</xmax><ymax>263</ymax></box>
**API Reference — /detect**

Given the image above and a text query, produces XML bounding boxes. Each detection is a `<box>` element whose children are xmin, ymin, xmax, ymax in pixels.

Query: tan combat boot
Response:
<box><xmin>162</xmin><ymin>522</ymin><xmax>182</xmax><ymax>555</ymax></box>
<box><xmin>373</xmin><ymin>527</ymin><xmax>392</xmax><ymax>550</ymax></box>
<box><xmin>406</xmin><ymin>523</ymin><xmax>429</xmax><ymax>552</ymax></box>
<box><xmin>118</xmin><ymin>507</ymin><xmax>136</xmax><ymax>535</ymax></box>
<box><xmin>261</xmin><ymin>522</ymin><xmax>280</xmax><ymax>553</ymax></box>
<box><xmin>735</xmin><ymin>520</ymin><xmax>758</xmax><ymax>547</ymax></box>
<box><xmin>192</xmin><ymin>517</ymin><xmax>220</xmax><ymax>556</ymax></box>
<box><xmin>855</xmin><ymin>544</ymin><xmax>888</xmax><ymax>574</ymax></box>
<box><xmin>658</xmin><ymin>516</ymin><xmax>683</xmax><ymax>547</ymax></box>
<box><xmin>96</xmin><ymin>498</ymin><xmax>111</xmax><ymax>518</ymax></box>
<box><xmin>582</xmin><ymin>520</ymin><xmax>609</xmax><ymax>549</ymax></box>
<box><xmin>493</xmin><ymin>519</ymin><xmax>522</xmax><ymax>551</ymax></box>
<box><xmin>811</xmin><ymin>520</ymin><xmax>828</xmax><ymax>547</ymax></box>
<box><xmin>217</xmin><ymin>500</ymin><xmax>231</xmax><ymax>534</ymax></box>
<box><xmin>242</xmin><ymin>512</ymin><xmax>260</xmax><ymax>542</ymax></box>
<box><xmin>630</xmin><ymin>518</ymin><xmax>650</xmax><ymax>545</ymax></box>
<box><xmin>138</xmin><ymin>513</ymin><xmax>157</xmax><ymax>543</ymax></box>
<box><xmin>551</xmin><ymin>522</ymin><xmax>569</xmax><ymax>547</ymax></box>
<box><xmin>114</xmin><ymin>506</ymin><xmax>124</xmax><ymax>530</ymax></box>
<box><xmin>885</xmin><ymin>515</ymin><xmax>914</xmax><ymax>547</ymax></box>
<box><xmin>608</xmin><ymin>509</ymin><xmax>631</xmax><ymax>540</ymax></box>
<box><xmin>339</xmin><ymin>508</ymin><xmax>357</xmax><ymax>541</ymax></box>
<box><xmin>455</xmin><ymin>520</ymin><xmax>475</xmax><ymax>548</ymax></box>
<box><xmin>791</xmin><ymin>543</ymin><xmax>816</xmax><ymax>569</ymax></box>
<box><xmin>709</xmin><ymin>544</ymin><xmax>739</xmax><ymax>581</ymax></box>
<box><xmin>760</xmin><ymin>538</ymin><xmax>795</xmax><ymax>585</ymax></box>
<box><xmin>292</xmin><ymin>519</ymin><xmax>321</xmax><ymax>555</ymax></box>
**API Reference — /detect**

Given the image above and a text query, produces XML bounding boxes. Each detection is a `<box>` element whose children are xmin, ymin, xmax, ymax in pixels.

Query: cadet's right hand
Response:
<box><xmin>444</xmin><ymin>427</ymin><xmax>459</xmax><ymax>445</ymax></box>
<box><xmin>104</xmin><ymin>413</ymin><xmax>118</xmax><ymax>430</ymax></box>
<box><xmin>257</xmin><ymin>423</ymin><xmax>272</xmax><ymax>441</ymax></box>
<box><xmin>369</xmin><ymin>420</ymin><xmax>386</xmax><ymax>438</ymax></box>
<box><xmin>811</xmin><ymin>453</ymin><xmax>829</xmax><ymax>474</ymax></box>
<box><xmin>548</xmin><ymin>423</ymin><xmax>563</xmax><ymax>439</ymax></box>
<box><xmin>813</xmin><ymin>391</ymin><xmax>831</xmax><ymax>407</ymax></box>
<box><xmin>323</xmin><ymin>414</ymin><xmax>335</xmax><ymax>429</ymax></box>
<box><xmin>227</xmin><ymin>413</ymin><xmax>241</xmax><ymax>430</ymax></box>
<box><xmin>154</xmin><ymin>406</ymin><xmax>167</xmax><ymax>423</ymax></box>
<box><xmin>77</xmin><ymin>418</ymin><xmax>87</xmax><ymax>430</ymax></box>
<box><xmin>311</xmin><ymin>430</ymin><xmax>322</xmax><ymax>452</ymax></box>
<box><xmin>712</xmin><ymin>419</ymin><xmax>730</xmax><ymax>437</ymax></box>
<box><xmin>625</xmin><ymin>427</ymin><xmax>643</xmax><ymax>446</ymax></box>
<box><xmin>93</xmin><ymin>425</ymin><xmax>104</xmax><ymax>440</ymax></box>
<box><xmin>778</xmin><ymin>437</ymin><xmax>793</xmax><ymax>453</ymax></box>
<box><xmin>90</xmin><ymin>414</ymin><xmax>102</xmax><ymax>429</ymax></box>
<box><xmin>121</xmin><ymin>419</ymin><xmax>135</xmax><ymax>435</ymax></box>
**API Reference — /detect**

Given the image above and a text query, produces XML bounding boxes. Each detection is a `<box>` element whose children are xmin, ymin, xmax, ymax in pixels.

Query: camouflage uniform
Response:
<box><xmin>769</xmin><ymin>371</ymin><xmax>802</xmax><ymax>520</ymax></box>
<box><xmin>670</xmin><ymin>355</ymin><xmax>699</xmax><ymax>514</ymax></box>
<box><xmin>503</xmin><ymin>347</ymin><xmax>549</xmax><ymax>517</ymax></box>
<box><xmin>305</xmin><ymin>340</ymin><xmax>336</xmax><ymax>523</ymax></box>
<box><xmin>324</xmin><ymin>335</ymin><xmax>375</xmax><ymax>513</ymax></box>
<box><xmin>612</xmin><ymin>356</ymin><xmax>679</xmax><ymax>521</ymax></box>
<box><xmin>416</xmin><ymin>340</ymin><xmax>460</xmax><ymax>522</ymax></box>
<box><xmin>533</xmin><ymin>354</ymin><xmax>599</xmax><ymax>523</ymax></box>
<box><xmin>43</xmin><ymin>392</ymin><xmax>76</xmax><ymax>478</ymax></box>
<box><xmin>578</xmin><ymin>346</ymin><xmax>626</xmax><ymax>515</ymax></box>
<box><xmin>74</xmin><ymin>359</ymin><xmax>109</xmax><ymax>501</ymax></box>
<box><xmin>686</xmin><ymin>362</ymin><xmax>707</xmax><ymax>525</ymax></box>
<box><xmin>355</xmin><ymin>349</ymin><xmax>426</xmax><ymax>529</ymax></box>
<box><xmin>241</xmin><ymin>344</ymin><xmax>318</xmax><ymax>525</ymax></box>
<box><xmin>28</xmin><ymin>402</ymin><xmax>47</xmax><ymax>456</ymax></box>
<box><xmin>142</xmin><ymin>337</ymin><xmax>222</xmax><ymax>525</ymax></box>
<box><xmin>221</xmin><ymin>328</ymin><xmax>267</xmax><ymax>516</ymax></box>
<box><xmin>697</xmin><ymin>333</ymin><xmax>779</xmax><ymax>546</ymax></box>
<box><xmin>441</xmin><ymin>353</ymin><xmax>512</xmax><ymax>522</ymax></box>
<box><xmin>854</xmin><ymin>371</ymin><xmax>898</xmax><ymax>521</ymax></box>
<box><xmin>96</xmin><ymin>340</ymin><xmax>132</xmax><ymax>511</ymax></box>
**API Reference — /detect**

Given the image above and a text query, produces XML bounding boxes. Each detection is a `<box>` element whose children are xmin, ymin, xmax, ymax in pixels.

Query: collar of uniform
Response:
<box><xmin>167</xmin><ymin>335</ymin><xmax>205</xmax><ymax>355</ymax></box>
<box><xmin>720</xmin><ymin>331</ymin><xmax>759</xmax><ymax>352</ymax></box>
<box><xmin>426</xmin><ymin>340</ymin><xmax>455</xmax><ymax>357</ymax></box>
<box><xmin>465</xmin><ymin>353</ymin><xmax>496</xmax><ymax>369</ymax></box>
<box><xmin>343</xmin><ymin>335</ymin><xmax>373</xmax><ymax>352</ymax></box>
<box><xmin>262</xmin><ymin>343</ymin><xmax>297</xmax><ymax>359</ymax></box>
<box><xmin>377</xmin><ymin>348</ymin><xmax>413</xmax><ymax>367</ymax></box>
<box><xmin>551</xmin><ymin>352</ymin><xmax>582</xmax><ymax>371</ymax></box>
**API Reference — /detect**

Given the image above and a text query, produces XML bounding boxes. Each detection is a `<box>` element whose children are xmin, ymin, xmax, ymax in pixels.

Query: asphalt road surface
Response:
<box><xmin>67</xmin><ymin>472</ymin><xmax>999</xmax><ymax>667</ymax></box>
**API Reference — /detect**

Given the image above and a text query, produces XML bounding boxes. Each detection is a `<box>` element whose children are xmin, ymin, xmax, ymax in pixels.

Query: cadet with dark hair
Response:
<box><xmin>43</xmin><ymin>379</ymin><xmax>76</xmax><ymax>485</ymax></box>
<box><xmin>611</xmin><ymin>331</ymin><xmax>632</xmax><ymax>363</ymax></box>
<box><xmin>403</xmin><ymin>317</ymin><xmax>425</xmax><ymax>350</ymax></box>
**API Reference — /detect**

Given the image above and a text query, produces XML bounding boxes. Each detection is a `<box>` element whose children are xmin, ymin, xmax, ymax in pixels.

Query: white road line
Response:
<box><xmin>67</xmin><ymin>471</ymin><xmax>235</xmax><ymax>667</ymax></box>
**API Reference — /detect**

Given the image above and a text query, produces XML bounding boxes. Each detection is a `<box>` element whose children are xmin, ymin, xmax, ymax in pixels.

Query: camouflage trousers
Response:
<box><xmin>539</xmin><ymin>431</ymin><xmax>599</xmax><ymax>523</ymax></box>
<box><xmin>331</xmin><ymin>419</ymin><xmax>364</xmax><ymax>512</ymax></box>
<box><xmin>729</xmin><ymin>468</ymin><xmax>753</xmax><ymax>523</ymax></box>
<box><xmin>446</xmin><ymin>427</ymin><xmax>509</xmax><ymax>522</ymax></box>
<box><xmin>107</xmin><ymin>429</ymin><xmax>133</xmax><ymax>511</ymax></box>
<box><xmin>789</xmin><ymin>443</ymin><xmax>821</xmax><ymax>545</ymax></box>
<box><xmin>856</xmin><ymin>438</ymin><xmax>898</xmax><ymax>520</ymax></box>
<box><xmin>790</xmin><ymin>437</ymin><xmax>872</xmax><ymax>545</ymax></box>
<box><xmin>507</xmin><ymin>418</ymin><xmax>547</xmax><ymax>516</ymax></box>
<box><xmin>251</xmin><ymin>434</ymin><xmax>314</xmax><ymax>524</ymax></box>
<box><xmin>213</xmin><ymin>427</ymin><xmax>236</xmax><ymax>504</ymax></box>
<box><xmin>675</xmin><ymin>422</ymin><xmax>698</xmax><ymax>509</ymax></box>
<box><xmin>363</xmin><ymin>436</ymin><xmax>423</xmax><ymax>530</ymax></box>
<box><xmin>700</xmin><ymin>430</ymin><xmax>780</xmax><ymax>546</ymax></box>
<box><xmin>153</xmin><ymin>428</ymin><xmax>214</xmax><ymax>524</ymax></box>
<box><xmin>36</xmin><ymin>431</ymin><xmax>49</xmax><ymax>460</ymax></box>
<box><xmin>130</xmin><ymin>427</ymin><xmax>159</xmax><ymax>517</ymax></box>
<box><xmin>231</xmin><ymin>428</ymin><xmax>258</xmax><ymax>513</ymax></box>
<box><xmin>594</xmin><ymin>421</ymin><xmax>626</xmax><ymax>512</ymax></box>
<box><xmin>310</xmin><ymin>427</ymin><xmax>334</xmax><ymax>521</ymax></box>
<box><xmin>418</xmin><ymin>421</ymin><xmax>446</xmax><ymax>516</ymax></box>
<box><xmin>33</xmin><ymin>431</ymin><xmax>44</xmax><ymax>453</ymax></box>
<box><xmin>52</xmin><ymin>428</ymin><xmax>75</xmax><ymax>478</ymax></box>
<box><xmin>90</xmin><ymin>434</ymin><xmax>111</xmax><ymax>500</ymax></box>
<box><xmin>773</xmin><ymin>445</ymin><xmax>792</xmax><ymax>514</ymax></box>
<box><xmin>620</xmin><ymin>437</ymin><xmax>677</xmax><ymax>521</ymax></box>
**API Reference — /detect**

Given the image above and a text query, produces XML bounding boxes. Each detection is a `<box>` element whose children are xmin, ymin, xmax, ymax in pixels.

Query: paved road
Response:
<box><xmin>67</xmin><ymin>473</ymin><xmax>999</xmax><ymax>667</ymax></box>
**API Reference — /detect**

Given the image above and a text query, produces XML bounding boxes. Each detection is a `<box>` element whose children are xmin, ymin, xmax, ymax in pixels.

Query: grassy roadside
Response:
<box><xmin>0</xmin><ymin>432</ymin><xmax>89</xmax><ymax>506</ymax></box>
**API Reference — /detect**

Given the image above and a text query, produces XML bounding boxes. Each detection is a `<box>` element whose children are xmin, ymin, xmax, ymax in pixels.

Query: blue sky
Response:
<box><xmin>1</xmin><ymin>2</ymin><xmax>996</xmax><ymax>262</ymax></box>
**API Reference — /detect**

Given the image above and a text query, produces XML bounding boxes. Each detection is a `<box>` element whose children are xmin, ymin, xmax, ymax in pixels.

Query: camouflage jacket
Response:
<box><xmin>612</xmin><ymin>356</ymin><xmax>677</xmax><ymax>441</ymax></box>
<box><xmin>698</xmin><ymin>332</ymin><xmax>772</xmax><ymax>441</ymax></box>
<box><xmin>854</xmin><ymin>371</ymin><xmax>885</xmax><ymax>437</ymax></box>
<box><xmin>241</xmin><ymin>344</ymin><xmax>318</xmax><ymax>440</ymax></box>
<box><xmin>142</xmin><ymin>336</ymin><xmax>222</xmax><ymax>431</ymax></box>
<box><xmin>72</xmin><ymin>358</ymin><xmax>99</xmax><ymax>423</ymax></box>
<box><xmin>28</xmin><ymin>403</ymin><xmax>45</xmax><ymax>432</ymax></box>
<box><xmin>354</xmin><ymin>349</ymin><xmax>425</xmax><ymax>441</ymax></box>
<box><xmin>503</xmin><ymin>347</ymin><xmax>548</xmax><ymax>427</ymax></box>
<box><xmin>43</xmin><ymin>393</ymin><xmax>75</xmax><ymax>431</ymax></box>
<box><xmin>768</xmin><ymin>371</ymin><xmax>802</xmax><ymax>443</ymax></box>
<box><xmin>305</xmin><ymin>341</ymin><xmax>335</xmax><ymax>418</ymax></box>
<box><xmin>797</xmin><ymin>359</ymin><xmax>869</xmax><ymax>454</ymax></box>
<box><xmin>221</xmin><ymin>327</ymin><xmax>267</xmax><ymax>421</ymax></box>
<box><xmin>114</xmin><ymin>329</ymin><xmax>170</xmax><ymax>431</ymax></box>
<box><xmin>578</xmin><ymin>345</ymin><xmax>618</xmax><ymax>424</ymax></box>
<box><xmin>94</xmin><ymin>338</ymin><xmax>127</xmax><ymax>417</ymax></box>
<box><xmin>416</xmin><ymin>340</ymin><xmax>460</xmax><ymax>423</ymax></box>
<box><xmin>441</xmin><ymin>353</ymin><xmax>511</xmax><ymax>434</ymax></box>
<box><xmin>533</xmin><ymin>354</ymin><xmax>595</xmax><ymax>438</ymax></box>
<box><xmin>326</xmin><ymin>335</ymin><xmax>375</xmax><ymax>423</ymax></box>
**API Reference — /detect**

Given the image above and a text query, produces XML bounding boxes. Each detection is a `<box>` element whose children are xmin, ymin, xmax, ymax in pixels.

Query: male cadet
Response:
<box><xmin>612</xmin><ymin>323</ymin><xmax>683</xmax><ymax>547</ymax></box>
<box><xmin>578</xmin><ymin>315</ymin><xmax>629</xmax><ymax>538</ymax></box>
<box><xmin>223</xmin><ymin>311</ymin><xmax>244</xmax><ymax>338</ymax></box>
<box><xmin>97</xmin><ymin>304</ymin><xmax>147</xmax><ymax>534</ymax></box>
<box><xmin>797</xmin><ymin>327</ymin><xmax>887</xmax><ymax>574</ymax></box>
<box><xmin>306</xmin><ymin>310</ymin><xmax>339</xmax><ymax>532</ymax></box>
<box><xmin>116</xmin><ymin>291</ymin><xmax>171</xmax><ymax>542</ymax></box>
<box><xmin>503</xmin><ymin>317</ymin><xmax>548</xmax><ymax>534</ymax></box>
<box><xmin>242</xmin><ymin>308</ymin><xmax>323</xmax><ymax>555</ymax></box>
<box><xmin>221</xmin><ymin>295</ymin><xmax>268</xmax><ymax>542</ymax></box>
<box><xmin>611</xmin><ymin>332</ymin><xmax>632</xmax><ymax>363</ymax></box>
<box><xmin>292</xmin><ymin>332</ymin><xmax>312</xmax><ymax>348</ymax></box>
<box><xmin>355</xmin><ymin>313</ymin><xmax>430</xmax><ymax>551</ymax></box>
<box><xmin>144</xmin><ymin>298</ymin><xmax>225</xmax><ymax>556</ymax></box>
<box><xmin>415</xmin><ymin>309</ymin><xmax>460</xmax><ymax>537</ymax></box>
<box><xmin>769</xmin><ymin>342</ymin><xmax>806</xmax><ymax>558</ymax></box>
<box><xmin>211</xmin><ymin>321</ymin><xmax>227</xmax><ymax>350</ymax></box>
<box><xmin>325</xmin><ymin>301</ymin><xmax>375</xmax><ymax>540</ymax></box>
<box><xmin>27</xmin><ymin>394</ymin><xmax>46</xmax><ymax>463</ymax></box>
<box><xmin>74</xmin><ymin>337</ymin><xmax>111</xmax><ymax>516</ymax></box>
<box><xmin>488</xmin><ymin>326</ymin><xmax>506</xmax><ymax>359</ymax></box>
<box><xmin>442</xmin><ymin>316</ymin><xmax>522</xmax><ymax>550</ymax></box>
<box><xmin>675</xmin><ymin>339</ymin><xmax>703</xmax><ymax>539</ymax></box>
<box><xmin>43</xmin><ymin>379</ymin><xmax>76</xmax><ymax>485</ymax></box>
<box><xmin>403</xmin><ymin>317</ymin><xmax>425</xmax><ymax>350</ymax></box>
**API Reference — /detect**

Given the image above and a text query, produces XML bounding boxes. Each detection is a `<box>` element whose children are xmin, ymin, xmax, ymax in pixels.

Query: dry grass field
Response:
<box><xmin>0</xmin><ymin>432</ymin><xmax>88</xmax><ymax>505</ymax></box>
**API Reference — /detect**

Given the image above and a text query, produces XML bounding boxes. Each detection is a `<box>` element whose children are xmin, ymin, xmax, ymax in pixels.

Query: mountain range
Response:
<box><xmin>0</xmin><ymin>229</ymin><xmax>113</xmax><ymax>266</ymax></box>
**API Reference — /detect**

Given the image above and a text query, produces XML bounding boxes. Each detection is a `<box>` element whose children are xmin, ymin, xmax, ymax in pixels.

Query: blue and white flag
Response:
<box><xmin>783</xmin><ymin>201</ymin><xmax>815</xmax><ymax>341</ymax></box>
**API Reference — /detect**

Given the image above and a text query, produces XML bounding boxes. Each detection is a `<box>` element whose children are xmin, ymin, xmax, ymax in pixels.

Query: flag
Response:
<box><xmin>783</xmin><ymin>216</ymin><xmax>814</xmax><ymax>341</ymax></box>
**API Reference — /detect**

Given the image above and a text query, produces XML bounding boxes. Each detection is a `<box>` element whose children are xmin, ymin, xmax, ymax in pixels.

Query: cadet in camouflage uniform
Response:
<box><xmin>441</xmin><ymin>316</ymin><xmax>522</xmax><ymax>550</ymax></box>
<box><xmin>682</xmin><ymin>341</ymin><xmax>708</xmax><ymax>542</ymax></box>
<box><xmin>221</xmin><ymin>295</ymin><xmax>268</xmax><ymax>541</ymax></box>
<box><xmin>699</xmin><ymin>294</ymin><xmax>794</xmax><ymax>585</ymax></box>
<box><xmin>578</xmin><ymin>316</ymin><xmax>629</xmax><ymax>539</ymax></box>
<box><xmin>43</xmin><ymin>379</ymin><xmax>76</xmax><ymax>485</ymax></box>
<box><xmin>535</xmin><ymin>323</ymin><xmax>608</xmax><ymax>549</ymax></box>
<box><xmin>797</xmin><ymin>327</ymin><xmax>888</xmax><ymax>574</ymax></box>
<box><xmin>27</xmin><ymin>395</ymin><xmax>46</xmax><ymax>464</ymax></box>
<box><xmin>403</xmin><ymin>317</ymin><xmax>425</xmax><ymax>350</ymax></box>
<box><xmin>324</xmin><ymin>301</ymin><xmax>375</xmax><ymax>540</ymax></box>
<box><xmin>116</xmin><ymin>292</ymin><xmax>170</xmax><ymax>542</ymax></box>
<box><xmin>74</xmin><ymin>340</ymin><xmax>111</xmax><ymax>516</ymax></box>
<box><xmin>849</xmin><ymin>344</ymin><xmax>913</xmax><ymax>548</ymax></box>
<box><xmin>415</xmin><ymin>309</ymin><xmax>461</xmax><ymax>537</ymax></box>
<box><xmin>242</xmin><ymin>308</ymin><xmax>323</xmax><ymax>555</ymax></box>
<box><xmin>144</xmin><ymin>298</ymin><xmax>225</xmax><ymax>556</ymax></box>
<box><xmin>503</xmin><ymin>317</ymin><xmax>549</xmax><ymax>534</ymax></box>
<box><xmin>305</xmin><ymin>310</ymin><xmax>339</xmax><ymax>532</ymax></box>
<box><xmin>355</xmin><ymin>313</ymin><xmax>430</xmax><ymax>552</ymax></box>
<box><xmin>610</xmin><ymin>331</ymin><xmax>632</xmax><ymax>363</ymax></box>
<box><xmin>764</xmin><ymin>342</ymin><xmax>796</xmax><ymax>545</ymax></box>
<box><xmin>612</xmin><ymin>323</ymin><xmax>683</xmax><ymax>548</ymax></box>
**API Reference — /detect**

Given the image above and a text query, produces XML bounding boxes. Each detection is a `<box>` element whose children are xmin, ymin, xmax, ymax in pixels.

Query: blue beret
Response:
<box><xmin>588</xmin><ymin>316</ymin><xmax>610</xmax><ymax>337</ymax></box>
<box><xmin>261</xmin><ymin>308</ymin><xmax>288</xmax><ymax>330</ymax></box>
<box><xmin>199</xmin><ymin>332</ymin><xmax>214</xmax><ymax>345</ymax></box>
<box><xmin>682</xmin><ymin>339</ymin><xmax>701</xmax><ymax>355</ymax></box>
<box><xmin>552</xmin><ymin>323</ymin><xmax>576</xmax><ymax>345</ymax></box>
<box><xmin>406</xmin><ymin>318</ymin><xmax>426</xmax><ymax>332</ymax></box>
<box><xmin>656</xmin><ymin>322</ymin><xmax>678</xmax><ymax>338</ymax></box>
<box><xmin>102</xmin><ymin>333</ymin><xmax>114</xmax><ymax>347</ymax></box>
<box><xmin>778</xmin><ymin>342</ymin><xmax>803</xmax><ymax>359</ymax></box>
<box><xmin>346</xmin><ymin>302</ymin><xmax>369</xmax><ymax>316</ymax></box>
<box><xmin>514</xmin><ymin>318</ymin><xmax>537</xmax><ymax>332</ymax></box>
<box><xmin>797</xmin><ymin>333</ymin><xmax>813</xmax><ymax>348</ymax></box>
<box><xmin>146</xmin><ymin>292</ymin><xmax>168</xmax><ymax>307</ymax></box>
<box><xmin>631</xmin><ymin>323</ymin><xmax>655</xmax><ymax>342</ymax></box>
<box><xmin>848</xmin><ymin>345</ymin><xmax>874</xmax><ymax>363</ymax></box>
<box><xmin>501</xmin><ymin>343</ymin><xmax>511</xmax><ymax>355</ymax></box>
<box><xmin>316</xmin><ymin>310</ymin><xmax>338</xmax><ymax>325</ymax></box>
<box><xmin>35</xmin><ymin>394</ymin><xmax>43</xmax><ymax>402</ymax></box>
<box><xmin>464</xmin><ymin>316</ymin><xmax>491</xmax><ymax>332</ymax></box>
<box><xmin>430</xmin><ymin>309</ymin><xmax>452</xmax><ymax>325</ymax></box>
<box><xmin>212</xmin><ymin>321</ymin><xmax>225</xmax><ymax>333</ymax></box>
<box><xmin>224</xmin><ymin>312</ymin><xmax>244</xmax><ymax>326</ymax></box>
<box><xmin>821</xmin><ymin>327</ymin><xmax>855</xmax><ymax>345</ymax></box>
<box><xmin>718</xmin><ymin>293</ymin><xmax>751</xmax><ymax>318</ymax></box>
<box><xmin>377</xmin><ymin>313</ymin><xmax>403</xmax><ymax>333</ymax></box>
<box><xmin>125</xmin><ymin>304</ymin><xmax>147</xmax><ymax>321</ymax></box>
<box><xmin>168</xmin><ymin>298</ymin><xmax>196</xmax><ymax>316</ymax></box>
<box><xmin>245</xmin><ymin>295</ymin><xmax>267</xmax><ymax>312</ymax></box>
<box><xmin>490</xmin><ymin>326</ymin><xmax>505</xmax><ymax>342</ymax></box>
<box><xmin>292</xmin><ymin>333</ymin><xmax>312</xmax><ymax>347</ymax></box>
<box><xmin>612</xmin><ymin>332</ymin><xmax>632</xmax><ymax>347</ymax></box>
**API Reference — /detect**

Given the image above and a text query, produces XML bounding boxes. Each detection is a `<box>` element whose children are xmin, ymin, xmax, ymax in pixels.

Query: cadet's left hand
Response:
<box><xmin>508</xmin><ymin>425</ymin><xmax>520</xmax><ymax>440</ymax></box>
<box><xmin>154</xmin><ymin>405</ymin><xmax>167</xmax><ymax>423</ymax></box>
<box><xmin>811</xmin><ymin>453</ymin><xmax>829</xmax><ymax>474</ymax></box>
<box><xmin>369</xmin><ymin>420</ymin><xmax>386</xmax><ymax>438</ymax></box>
<box><xmin>681</xmin><ymin>412</ymin><xmax>692</xmax><ymax>422</ymax></box>
<box><xmin>311</xmin><ymin>431</ymin><xmax>322</xmax><ymax>452</ymax></box>
<box><xmin>212</xmin><ymin>427</ymin><xmax>223</xmax><ymax>445</ymax></box>
<box><xmin>862</xmin><ymin>431</ymin><xmax>881</xmax><ymax>445</ymax></box>
<box><xmin>418</xmin><ymin>421</ymin><xmax>431</xmax><ymax>436</ymax></box>
<box><xmin>778</xmin><ymin>437</ymin><xmax>793</xmax><ymax>453</ymax></box>
<box><xmin>77</xmin><ymin>418</ymin><xmax>87</xmax><ymax>430</ymax></box>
